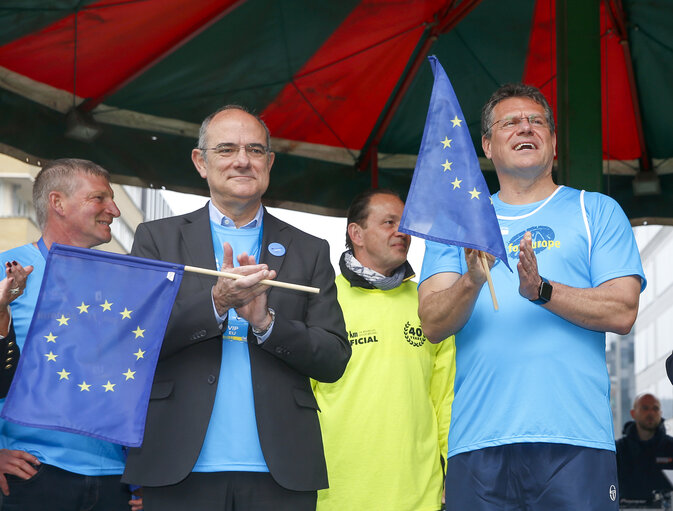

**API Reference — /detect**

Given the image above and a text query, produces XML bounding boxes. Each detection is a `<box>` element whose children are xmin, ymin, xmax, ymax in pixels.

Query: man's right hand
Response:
<box><xmin>0</xmin><ymin>449</ymin><xmax>40</xmax><ymax>496</ymax></box>
<box><xmin>212</xmin><ymin>242</ymin><xmax>276</xmax><ymax>321</ymax></box>
<box><xmin>464</xmin><ymin>248</ymin><xmax>494</xmax><ymax>286</ymax></box>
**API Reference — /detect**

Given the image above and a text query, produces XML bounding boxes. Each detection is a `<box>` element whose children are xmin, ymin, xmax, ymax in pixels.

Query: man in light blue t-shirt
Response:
<box><xmin>418</xmin><ymin>83</ymin><xmax>645</xmax><ymax>511</ymax></box>
<box><xmin>0</xmin><ymin>158</ymin><xmax>132</xmax><ymax>510</ymax></box>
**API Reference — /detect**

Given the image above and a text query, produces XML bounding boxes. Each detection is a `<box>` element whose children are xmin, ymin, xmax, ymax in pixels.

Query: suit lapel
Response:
<box><xmin>179</xmin><ymin>206</ymin><xmax>290</xmax><ymax>291</ymax></box>
<box><xmin>180</xmin><ymin>204</ymin><xmax>218</xmax><ymax>279</ymax></box>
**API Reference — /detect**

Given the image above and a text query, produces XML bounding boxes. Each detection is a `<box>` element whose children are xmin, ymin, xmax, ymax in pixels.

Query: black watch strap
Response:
<box><xmin>531</xmin><ymin>276</ymin><xmax>553</xmax><ymax>305</ymax></box>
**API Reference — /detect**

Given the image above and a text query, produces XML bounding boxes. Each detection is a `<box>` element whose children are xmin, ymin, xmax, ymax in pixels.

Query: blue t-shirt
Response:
<box><xmin>0</xmin><ymin>243</ymin><xmax>125</xmax><ymax>475</ymax></box>
<box><xmin>420</xmin><ymin>186</ymin><xmax>646</xmax><ymax>458</ymax></box>
<box><xmin>192</xmin><ymin>221</ymin><xmax>268</xmax><ymax>472</ymax></box>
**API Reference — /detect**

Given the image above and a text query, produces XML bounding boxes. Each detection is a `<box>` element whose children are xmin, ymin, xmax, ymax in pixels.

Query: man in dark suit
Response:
<box><xmin>123</xmin><ymin>105</ymin><xmax>350</xmax><ymax>511</ymax></box>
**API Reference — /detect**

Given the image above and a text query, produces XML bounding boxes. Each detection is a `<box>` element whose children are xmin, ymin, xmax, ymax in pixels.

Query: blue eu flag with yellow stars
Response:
<box><xmin>1</xmin><ymin>244</ymin><xmax>183</xmax><ymax>447</ymax></box>
<box><xmin>399</xmin><ymin>56</ymin><xmax>510</xmax><ymax>270</ymax></box>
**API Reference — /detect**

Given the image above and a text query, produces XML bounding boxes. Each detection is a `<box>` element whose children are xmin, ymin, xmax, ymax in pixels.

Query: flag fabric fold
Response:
<box><xmin>1</xmin><ymin>244</ymin><xmax>183</xmax><ymax>447</ymax></box>
<box><xmin>399</xmin><ymin>55</ymin><xmax>510</xmax><ymax>270</ymax></box>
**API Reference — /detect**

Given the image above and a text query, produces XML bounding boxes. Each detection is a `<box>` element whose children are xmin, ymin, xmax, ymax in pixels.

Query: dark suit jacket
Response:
<box><xmin>0</xmin><ymin>321</ymin><xmax>19</xmax><ymax>398</ymax></box>
<box><xmin>123</xmin><ymin>205</ymin><xmax>350</xmax><ymax>491</ymax></box>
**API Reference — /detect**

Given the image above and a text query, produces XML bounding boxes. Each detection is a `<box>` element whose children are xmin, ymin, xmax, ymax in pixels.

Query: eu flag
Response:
<box><xmin>399</xmin><ymin>56</ymin><xmax>510</xmax><ymax>270</ymax></box>
<box><xmin>1</xmin><ymin>244</ymin><xmax>183</xmax><ymax>447</ymax></box>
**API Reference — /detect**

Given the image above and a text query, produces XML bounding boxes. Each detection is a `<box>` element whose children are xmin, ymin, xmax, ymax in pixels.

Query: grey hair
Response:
<box><xmin>481</xmin><ymin>83</ymin><xmax>555</xmax><ymax>139</ymax></box>
<box><xmin>197</xmin><ymin>105</ymin><xmax>272</xmax><ymax>161</ymax></box>
<box><xmin>32</xmin><ymin>158</ymin><xmax>110</xmax><ymax>230</ymax></box>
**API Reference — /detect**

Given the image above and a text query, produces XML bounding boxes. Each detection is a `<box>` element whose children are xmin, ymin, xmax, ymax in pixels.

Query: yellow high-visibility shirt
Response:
<box><xmin>313</xmin><ymin>275</ymin><xmax>455</xmax><ymax>511</ymax></box>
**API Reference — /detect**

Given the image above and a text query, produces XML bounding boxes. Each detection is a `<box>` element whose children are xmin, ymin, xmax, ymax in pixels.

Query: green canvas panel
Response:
<box><xmin>107</xmin><ymin>0</ymin><xmax>360</xmax><ymax>122</ymax></box>
<box><xmin>0</xmin><ymin>1</ymin><xmax>98</xmax><ymax>47</ymax></box>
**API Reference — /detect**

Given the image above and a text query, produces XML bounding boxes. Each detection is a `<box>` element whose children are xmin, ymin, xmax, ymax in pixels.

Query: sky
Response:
<box><xmin>161</xmin><ymin>190</ymin><xmax>427</xmax><ymax>279</ymax></box>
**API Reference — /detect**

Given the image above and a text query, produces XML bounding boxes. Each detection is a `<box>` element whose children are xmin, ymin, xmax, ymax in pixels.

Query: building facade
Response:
<box><xmin>608</xmin><ymin>224</ymin><xmax>673</xmax><ymax>435</ymax></box>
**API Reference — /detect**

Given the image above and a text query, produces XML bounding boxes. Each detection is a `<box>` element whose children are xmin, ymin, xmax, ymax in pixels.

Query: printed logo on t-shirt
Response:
<box><xmin>506</xmin><ymin>226</ymin><xmax>560</xmax><ymax>260</ymax></box>
<box><xmin>348</xmin><ymin>329</ymin><xmax>379</xmax><ymax>346</ymax></box>
<box><xmin>609</xmin><ymin>484</ymin><xmax>617</xmax><ymax>501</ymax></box>
<box><xmin>403</xmin><ymin>321</ymin><xmax>426</xmax><ymax>347</ymax></box>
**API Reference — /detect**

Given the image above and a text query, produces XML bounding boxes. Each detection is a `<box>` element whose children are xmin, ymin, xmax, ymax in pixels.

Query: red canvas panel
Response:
<box><xmin>263</xmin><ymin>0</ymin><xmax>447</xmax><ymax>150</ymax></box>
<box><xmin>0</xmin><ymin>0</ymin><xmax>239</xmax><ymax>101</ymax></box>
<box><xmin>523</xmin><ymin>0</ymin><xmax>640</xmax><ymax>160</ymax></box>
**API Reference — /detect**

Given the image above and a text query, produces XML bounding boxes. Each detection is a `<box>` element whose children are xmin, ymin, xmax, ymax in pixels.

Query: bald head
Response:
<box><xmin>631</xmin><ymin>393</ymin><xmax>662</xmax><ymax>439</ymax></box>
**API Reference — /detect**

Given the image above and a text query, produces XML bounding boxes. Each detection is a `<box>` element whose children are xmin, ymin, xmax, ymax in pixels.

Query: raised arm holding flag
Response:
<box><xmin>399</xmin><ymin>56</ymin><xmax>509</xmax><ymax>310</ymax></box>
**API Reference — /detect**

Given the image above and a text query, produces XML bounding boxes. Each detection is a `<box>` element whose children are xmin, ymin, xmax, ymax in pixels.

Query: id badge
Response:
<box><xmin>223</xmin><ymin>309</ymin><xmax>248</xmax><ymax>342</ymax></box>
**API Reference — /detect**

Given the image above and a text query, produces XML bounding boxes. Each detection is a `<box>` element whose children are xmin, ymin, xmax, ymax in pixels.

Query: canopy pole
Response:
<box><xmin>556</xmin><ymin>0</ymin><xmax>602</xmax><ymax>192</ymax></box>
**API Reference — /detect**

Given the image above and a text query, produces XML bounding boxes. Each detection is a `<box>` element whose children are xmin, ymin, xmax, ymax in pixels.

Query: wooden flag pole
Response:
<box><xmin>479</xmin><ymin>252</ymin><xmax>498</xmax><ymax>311</ymax></box>
<box><xmin>183</xmin><ymin>265</ymin><xmax>320</xmax><ymax>294</ymax></box>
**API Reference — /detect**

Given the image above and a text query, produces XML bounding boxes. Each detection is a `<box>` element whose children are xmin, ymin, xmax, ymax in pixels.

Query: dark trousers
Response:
<box><xmin>445</xmin><ymin>443</ymin><xmax>619</xmax><ymax>511</ymax></box>
<box><xmin>3</xmin><ymin>463</ymin><xmax>130</xmax><ymax>511</ymax></box>
<box><xmin>143</xmin><ymin>471</ymin><xmax>317</xmax><ymax>511</ymax></box>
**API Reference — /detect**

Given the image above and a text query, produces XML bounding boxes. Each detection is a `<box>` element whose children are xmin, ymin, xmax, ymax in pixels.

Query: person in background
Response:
<box><xmin>0</xmin><ymin>158</ymin><xmax>133</xmax><ymax>510</ymax></box>
<box><xmin>313</xmin><ymin>188</ymin><xmax>454</xmax><ymax>511</ymax></box>
<box><xmin>616</xmin><ymin>393</ymin><xmax>673</xmax><ymax>502</ymax></box>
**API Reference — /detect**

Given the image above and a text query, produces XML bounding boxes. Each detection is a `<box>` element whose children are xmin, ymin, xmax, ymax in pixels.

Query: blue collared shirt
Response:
<box><xmin>208</xmin><ymin>201</ymin><xmax>263</xmax><ymax>229</ymax></box>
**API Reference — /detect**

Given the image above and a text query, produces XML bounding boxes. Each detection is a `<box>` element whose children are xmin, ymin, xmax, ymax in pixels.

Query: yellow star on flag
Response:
<box><xmin>441</xmin><ymin>136</ymin><xmax>452</xmax><ymax>148</ymax></box>
<box><xmin>45</xmin><ymin>351</ymin><xmax>58</xmax><ymax>362</ymax></box>
<box><xmin>100</xmin><ymin>300</ymin><xmax>113</xmax><ymax>311</ymax></box>
<box><xmin>76</xmin><ymin>302</ymin><xmax>90</xmax><ymax>314</ymax></box>
<box><xmin>132</xmin><ymin>326</ymin><xmax>145</xmax><ymax>339</ymax></box>
<box><xmin>57</xmin><ymin>368</ymin><xmax>70</xmax><ymax>380</ymax></box>
<box><xmin>442</xmin><ymin>160</ymin><xmax>453</xmax><ymax>172</ymax></box>
<box><xmin>451</xmin><ymin>115</ymin><xmax>462</xmax><ymax>127</ymax></box>
<box><xmin>103</xmin><ymin>381</ymin><xmax>116</xmax><ymax>392</ymax></box>
<box><xmin>78</xmin><ymin>381</ymin><xmax>91</xmax><ymax>392</ymax></box>
<box><xmin>451</xmin><ymin>177</ymin><xmax>462</xmax><ymax>189</ymax></box>
<box><xmin>56</xmin><ymin>315</ymin><xmax>70</xmax><ymax>326</ymax></box>
<box><xmin>469</xmin><ymin>188</ymin><xmax>481</xmax><ymax>199</ymax></box>
<box><xmin>134</xmin><ymin>349</ymin><xmax>146</xmax><ymax>360</ymax></box>
<box><xmin>123</xmin><ymin>369</ymin><xmax>136</xmax><ymax>381</ymax></box>
<box><xmin>44</xmin><ymin>332</ymin><xmax>57</xmax><ymax>343</ymax></box>
<box><xmin>120</xmin><ymin>308</ymin><xmax>133</xmax><ymax>319</ymax></box>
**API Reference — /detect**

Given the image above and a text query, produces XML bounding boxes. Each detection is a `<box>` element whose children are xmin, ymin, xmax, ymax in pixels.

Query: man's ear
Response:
<box><xmin>482</xmin><ymin>135</ymin><xmax>492</xmax><ymax>159</ymax></box>
<box><xmin>192</xmin><ymin>148</ymin><xmax>208</xmax><ymax>179</ymax></box>
<box><xmin>347</xmin><ymin>222</ymin><xmax>363</xmax><ymax>248</ymax></box>
<box><xmin>630</xmin><ymin>409</ymin><xmax>636</xmax><ymax>420</ymax></box>
<box><xmin>48</xmin><ymin>191</ymin><xmax>66</xmax><ymax>217</ymax></box>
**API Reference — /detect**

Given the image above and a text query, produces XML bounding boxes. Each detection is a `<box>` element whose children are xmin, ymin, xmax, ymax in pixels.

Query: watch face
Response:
<box><xmin>539</xmin><ymin>280</ymin><xmax>553</xmax><ymax>302</ymax></box>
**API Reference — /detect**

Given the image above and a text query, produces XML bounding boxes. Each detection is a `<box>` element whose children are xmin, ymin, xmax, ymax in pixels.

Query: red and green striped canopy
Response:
<box><xmin>0</xmin><ymin>0</ymin><xmax>671</xmax><ymax>218</ymax></box>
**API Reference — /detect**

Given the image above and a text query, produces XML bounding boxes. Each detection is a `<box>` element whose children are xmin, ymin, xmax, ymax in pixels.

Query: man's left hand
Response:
<box><xmin>233</xmin><ymin>251</ymin><xmax>276</xmax><ymax>331</ymax></box>
<box><xmin>517</xmin><ymin>231</ymin><xmax>542</xmax><ymax>301</ymax></box>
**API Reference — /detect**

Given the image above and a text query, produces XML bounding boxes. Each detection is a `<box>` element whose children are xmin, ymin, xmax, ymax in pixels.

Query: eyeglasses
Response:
<box><xmin>488</xmin><ymin>114</ymin><xmax>549</xmax><ymax>132</ymax></box>
<box><xmin>199</xmin><ymin>143</ymin><xmax>270</xmax><ymax>159</ymax></box>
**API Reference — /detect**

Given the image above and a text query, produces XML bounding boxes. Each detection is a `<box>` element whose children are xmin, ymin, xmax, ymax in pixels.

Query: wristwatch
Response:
<box><xmin>252</xmin><ymin>307</ymin><xmax>276</xmax><ymax>336</ymax></box>
<box><xmin>530</xmin><ymin>276</ymin><xmax>553</xmax><ymax>305</ymax></box>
